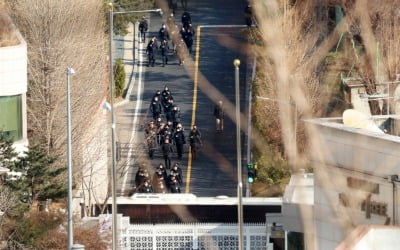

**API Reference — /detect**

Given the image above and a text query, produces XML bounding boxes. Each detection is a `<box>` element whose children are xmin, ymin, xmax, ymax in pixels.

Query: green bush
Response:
<box><xmin>251</xmin><ymin>153</ymin><xmax>291</xmax><ymax>197</ymax></box>
<box><xmin>114</xmin><ymin>58</ymin><xmax>125</xmax><ymax>97</ymax></box>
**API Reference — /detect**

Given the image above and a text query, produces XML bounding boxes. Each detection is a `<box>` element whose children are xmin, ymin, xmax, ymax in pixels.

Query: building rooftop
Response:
<box><xmin>305</xmin><ymin>110</ymin><xmax>400</xmax><ymax>177</ymax></box>
<box><xmin>306</xmin><ymin>111</ymin><xmax>400</xmax><ymax>140</ymax></box>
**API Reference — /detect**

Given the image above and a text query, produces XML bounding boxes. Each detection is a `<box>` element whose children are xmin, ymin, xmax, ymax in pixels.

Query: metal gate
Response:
<box><xmin>119</xmin><ymin>223</ymin><xmax>270</xmax><ymax>250</ymax></box>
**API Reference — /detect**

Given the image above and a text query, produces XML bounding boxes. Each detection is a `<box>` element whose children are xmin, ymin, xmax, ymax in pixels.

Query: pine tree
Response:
<box><xmin>7</xmin><ymin>142</ymin><xmax>67</xmax><ymax>207</ymax></box>
<box><xmin>0</xmin><ymin>132</ymin><xmax>17</xmax><ymax>169</ymax></box>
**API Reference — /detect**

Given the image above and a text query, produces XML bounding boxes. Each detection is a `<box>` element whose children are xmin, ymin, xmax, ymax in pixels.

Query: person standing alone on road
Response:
<box><xmin>189</xmin><ymin>124</ymin><xmax>202</xmax><ymax>159</ymax></box>
<box><xmin>244</xmin><ymin>3</ymin><xmax>253</xmax><ymax>28</ymax></box>
<box><xmin>214</xmin><ymin>100</ymin><xmax>224</xmax><ymax>132</ymax></box>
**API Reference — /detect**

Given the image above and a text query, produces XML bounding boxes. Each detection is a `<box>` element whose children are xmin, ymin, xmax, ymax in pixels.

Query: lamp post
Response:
<box><xmin>66</xmin><ymin>67</ymin><xmax>75</xmax><ymax>250</ymax></box>
<box><xmin>107</xmin><ymin>3</ymin><xmax>162</xmax><ymax>249</ymax></box>
<box><xmin>255</xmin><ymin>95</ymin><xmax>298</xmax><ymax>161</ymax></box>
<box><xmin>234</xmin><ymin>59</ymin><xmax>244</xmax><ymax>250</ymax></box>
<box><xmin>108</xmin><ymin>4</ymin><xmax>118</xmax><ymax>250</ymax></box>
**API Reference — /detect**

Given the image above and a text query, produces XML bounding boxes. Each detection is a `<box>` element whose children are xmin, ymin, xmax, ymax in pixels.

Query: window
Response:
<box><xmin>0</xmin><ymin>95</ymin><xmax>22</xmax><ymax>141</ymax></box>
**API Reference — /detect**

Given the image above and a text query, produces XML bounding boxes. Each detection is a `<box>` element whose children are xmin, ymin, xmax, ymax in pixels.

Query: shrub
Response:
<box><xmin>114</xmin><ymin>58</ymin><xmax>125</xmax><ymax>97</ymax></box>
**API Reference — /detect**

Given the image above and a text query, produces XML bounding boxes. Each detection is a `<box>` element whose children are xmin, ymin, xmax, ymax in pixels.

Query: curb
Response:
<box><xmin>115</xmin><ymin>21</ymin><xmax>141</xmax><ymax>108</ymax></box>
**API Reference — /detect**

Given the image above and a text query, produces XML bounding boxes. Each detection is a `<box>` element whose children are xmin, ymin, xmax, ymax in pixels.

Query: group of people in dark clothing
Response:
<box><xmin>135</xmin><ymin>162</ymin><xmax>184</xmax><ymax>194</ymax></box>
<box><xmin>134</xmin><ymin>84</ymin><xmax>202</xmax><ymax>194</ymax></box>
<box><xmin>141</xmin><ymin>9</ymin><xmax>194</xmax><ymax>67</ymax></box>
<box><xmin>146</xmin><ymin>85</ymin><xmax>202</xmax><ymax>162</ymax></box>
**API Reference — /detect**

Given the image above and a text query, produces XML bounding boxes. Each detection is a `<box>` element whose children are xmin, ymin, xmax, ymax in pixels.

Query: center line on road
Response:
<box><xmin>186</xmin><ymin>25</ymin><xmax>202</xmax><ymax>193</ymax></box>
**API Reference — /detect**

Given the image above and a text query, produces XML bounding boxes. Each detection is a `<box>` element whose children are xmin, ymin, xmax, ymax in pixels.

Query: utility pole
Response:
<box><xmin>234</xmin><ymin>59</ymin><xmax>244</xmax><ymax>250</ymax></box>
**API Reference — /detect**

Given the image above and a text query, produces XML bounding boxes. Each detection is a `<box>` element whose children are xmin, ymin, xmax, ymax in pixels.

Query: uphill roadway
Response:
<box><xmin>115</xmin><ymin>0</ymin><xmax>251</xmax><ymax>198</ymax></box>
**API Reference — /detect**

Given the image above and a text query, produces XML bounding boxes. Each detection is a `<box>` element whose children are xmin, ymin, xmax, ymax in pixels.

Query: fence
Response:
<box><xmin>119</xmin><ymin>223</ymin><xmax>271</xmax><ymax>250</ymax></box>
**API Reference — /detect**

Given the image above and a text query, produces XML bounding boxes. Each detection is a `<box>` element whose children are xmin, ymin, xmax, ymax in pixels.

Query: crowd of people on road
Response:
<box><xmin>133</xmin><ymin>83</ymin><xmax>203</xmax><ymax>194</ymax></box>
<box><xmin>131</xmin><ymin>1</ymin><xmax>234</xmax><ymax>195</ymax></box>
<box><xmin>139</xmin><ymin>7</ymin><xmax>195</xmax><ymax>67</ymax></box>
<box><xmin>134</xmin><ymin>162</ymin><xmax>184</xmax><ymax>194</ymax></box>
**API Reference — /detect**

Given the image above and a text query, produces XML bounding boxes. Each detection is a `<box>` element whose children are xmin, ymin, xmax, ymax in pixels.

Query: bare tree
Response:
<box><xmin>0</xmin><ymin>186</ymin><xmax>17</xmax><ymax>241</ymax></box>
<box><xmin>251</xmin><ymin>0</ymin><xmax>333</xmax><ymax>162</ymax></box>
<box><xmin>340</xmin><ymin>0</ymin><xmax>400</xmax><ymax>115</ymax></box>
<box><xmin>5</xmin><ymin>0</ymin><xmax>107</xmax><ymax>164</ymax></box>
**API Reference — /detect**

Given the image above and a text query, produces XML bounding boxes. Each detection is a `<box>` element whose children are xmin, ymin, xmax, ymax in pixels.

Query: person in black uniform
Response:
<box><xmin>161</xmin><ymin>138</ymin><xmax>173</xmax><ymax>169</ymax></box>
<box><xmin>159</xmin><ymin>39</ymin><xmax>169</xmax><ymax>67</ymax></box>
<box><xmin>173</xmin><ymin>125</ymin><xmax>186</xmax><ymax>159</ymax></box>
<box><xmin>163</xmin><ymin>98</ymin><xmax>174</xmax><ymax>120</ymax></box>
<box><xmin>171</xmin><ymin>105</ymin><xmax>181</xmax><ymax>130</ymax></box>
<box><xmin>161</xmin><ymin>85</ymin><xmax>173</xmax><ymax>105</ymax></box>
<box><xmin>244</xmin><ymin>3</ymin><xmax>253</xmax><ymax>28</ymax></box>
<box><xmin>152</xmin><ymin>90</ymin><xmax>162</xmax><ymax>102</ymax></box>
<box><xmin>181</xmin><ymin>11</ymin><xmax>191</xmax><ymax>29</ymax></box>
<box><xmin>158</xmin><ymin>23</ymin><xmax>169</xmax><ymax>42</ymax></box>
<box><xmin>156</xmin><ymin>163</ymin><xmax>168</xmax><ymax>181</ymax></box>
<box><xmin>168</xmin><ymin>175</ymin><xmax>181</xmax><ymax>193</ymax></box>
<box><xmin>171</xmin><ymin>162</ymin><xmax>183</xmax><ymax>186</ymax></box>
<box><xmin>185</xmin><ymin>23</ymin><xmax>195</xmax><ymax>53</ymax></box>
<box><xmin>137</xmin><ymin>178</ymin><xmax>153</xmax><ymax>193</ymax></box>
<box><xmin>139</xmin><ymin>17</ymin><xmax>148</xmax><ymax>42</ymax></box>
<box><xmin>150</xmin><ymin>96</ymin><xmax>162</xmax><ymax>120</ymax></box>
<box><xmin>189</xmin><ymin>124</ymin><xmax>202</xmax><ymax>159</ymax></box>
<box><xmin>146</xmin><ymin>36</ymin><xmax>157</xmax><ymax>67</ymax></box>
<box><xmin>135</xmin><ymin>167</ymin><xmax>150</xmax><ymax>188</ymax></box>
<box><xmin>214</xmin><ymin>100</ymin><xmax>224</xmax><ymax>132</ymax></box>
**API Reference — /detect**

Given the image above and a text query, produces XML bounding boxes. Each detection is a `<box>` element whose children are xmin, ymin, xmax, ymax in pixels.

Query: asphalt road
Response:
<box><xmin>119</xmin><ymin>0</ymin><xmax>250</xmax><ymax>197</ymax></box>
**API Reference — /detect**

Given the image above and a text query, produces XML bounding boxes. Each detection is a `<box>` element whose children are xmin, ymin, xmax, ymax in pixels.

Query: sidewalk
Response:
<box><xmin>114</xmin><ymin>21</ymin><xmax>147</xmax><ymax>195</ymax></box>
<box><xmin>115</xmin><ymin>22</ymin><xmax>141</xmax><ymax>108</ymax></box>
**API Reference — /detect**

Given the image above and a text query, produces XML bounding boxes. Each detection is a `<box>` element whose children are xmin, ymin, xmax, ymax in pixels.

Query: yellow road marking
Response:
<box><xmin>186</xmin><ymin>25</ymin><xmax>201</xmax><ymax>193</ymax></box>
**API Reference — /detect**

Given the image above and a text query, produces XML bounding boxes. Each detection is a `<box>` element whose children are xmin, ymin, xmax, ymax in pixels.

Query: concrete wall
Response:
<box><xmin>307</xmin><ymin>118</ymin><xmax>400</xmax><ymax>249</ymax></box>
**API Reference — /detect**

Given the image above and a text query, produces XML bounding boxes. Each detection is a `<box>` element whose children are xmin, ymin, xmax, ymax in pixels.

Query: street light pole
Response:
<box><xmin>108</xmin><ymin>4</ymin><xmax>118</xmax><ymax>250</ymax></box>
<box><xmin>234</xmin><ymin>59</ymin><xmax>244</xmax><ymax>250</ymax></box>
<box><xmin>107</xmin><ymin>3</ymin><xmax>163</xmax><ymax>249</ymax></box>
<box><xmin>66</xmin><ymin>67</ymin><xmax>75</xmax><ymax>250</ymax></box>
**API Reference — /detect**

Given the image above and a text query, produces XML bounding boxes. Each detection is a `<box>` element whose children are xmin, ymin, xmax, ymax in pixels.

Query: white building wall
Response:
<box><xmin>309</xmin><ymin>118</ymin><xmax>400</xmax><ymax>249</ymax></box>
<box><xmin>0</xmin><ymin>19</ymin><xmax>28</xmax><ymax>152</ymax></box>
<box><xmin>0</xmin><ymin>31</ymin><xmax>27</xmax><ymax>96</ymax></box>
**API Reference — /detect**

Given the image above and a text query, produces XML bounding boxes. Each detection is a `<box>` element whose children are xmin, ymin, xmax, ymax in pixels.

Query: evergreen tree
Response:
<box><xmin>114</xmin><ymin>58</ymin><xmax>126</xmax><ymax>97</ymax></box>
<box><xmin>0</xmin><ymin>132</ymin><xmax>17</xmax><ymax>169</ymax></box>
<box><xmin>7</xmin><ymin>142</ymin><xmax>67</xmax><ymax>207</ymax></box>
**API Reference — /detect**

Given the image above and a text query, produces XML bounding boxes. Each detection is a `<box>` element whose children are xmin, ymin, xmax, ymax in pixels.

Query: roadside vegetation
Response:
<box><xmin>249</xmin><ymin>0</ymin><xmax>400</xmax><ymax>196</ymax></box>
